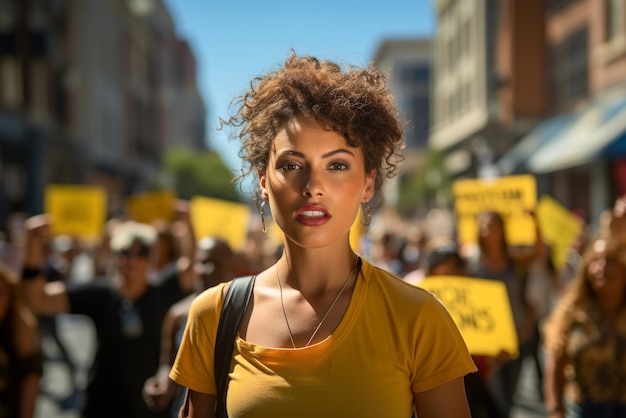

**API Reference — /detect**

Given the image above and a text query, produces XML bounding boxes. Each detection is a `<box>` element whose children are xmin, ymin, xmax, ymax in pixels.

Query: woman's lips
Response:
<box><xmin>297</xmin><ymin>205</ymin><xmax>330</xmax><ymax>226</ymax></box>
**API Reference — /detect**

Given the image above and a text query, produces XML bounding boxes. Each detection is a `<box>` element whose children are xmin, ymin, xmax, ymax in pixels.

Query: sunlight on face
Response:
<box><xmin>260</xmin><ymin>117</ymin><xmax>375</xmax><ymax>249</ymax></box>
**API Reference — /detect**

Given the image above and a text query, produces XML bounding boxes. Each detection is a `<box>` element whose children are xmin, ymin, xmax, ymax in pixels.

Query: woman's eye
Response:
<box><xmin>278</xmin><ymin>161</ymin><xmax>301</xmax><ymax>171</ymax></box>
<box><xmin>329</xmin><ymin>162</ymin><xmax>349</xmax><ymax>171</ymax></box>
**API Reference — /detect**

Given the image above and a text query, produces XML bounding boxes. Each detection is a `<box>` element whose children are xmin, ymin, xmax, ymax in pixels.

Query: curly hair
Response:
<box><xmin>221</xmin><ymin>51</ymin><xmax>405</xmax><ymax>207</ymax></box>
<box><xmin>542</xmin><ymin>238</ymin><xmax>626</xmax><ymax>355</ymax></box>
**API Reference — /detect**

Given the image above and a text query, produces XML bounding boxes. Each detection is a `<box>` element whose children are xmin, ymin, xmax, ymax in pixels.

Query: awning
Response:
<box><xmin>527</xmin><ymin>89</ymin><xmax>626</xmax><ymax>173</ymax></box>
<box><xmin>497</xmin><ymin>113</ymin><xmax>578</xmax><ymax>175</ymax></box>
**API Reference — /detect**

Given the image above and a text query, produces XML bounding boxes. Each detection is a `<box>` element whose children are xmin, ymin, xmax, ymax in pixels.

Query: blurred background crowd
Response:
<box><xmin>1</xmin><ymin>0</ymin><xmax>626</xmax><ymax>417</ymax></box>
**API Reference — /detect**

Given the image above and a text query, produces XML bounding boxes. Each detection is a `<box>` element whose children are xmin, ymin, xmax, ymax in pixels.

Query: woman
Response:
<box><xmin>542</xmin><ymin>238</ymin><xmax>626</xmax><ymax>418</ymax></box>
<box><xmin>0</xmin><ymin>261</ymin><xmax>42</xmax><ymax>418</ymax></box>
<box><xmin>170</xmin><ymin>52</ymin><xmax>476</xmax><ymax>418</ymax></box>
<box><xmin>468</xmin><ymin>210</ymin><xmax>541</xmax><ymax>415</ymax></box>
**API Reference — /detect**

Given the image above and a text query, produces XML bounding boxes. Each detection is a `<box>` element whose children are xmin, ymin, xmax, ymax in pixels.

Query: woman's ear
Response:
<box><xmin>361</xmin><ymin>170</ymin><xmax>376</xmax><ymax>203</ymax></box>
<box><xmin>258</xmin><ymin>170</ymin><xmax>269</xmax><ymax>201</ymax></box>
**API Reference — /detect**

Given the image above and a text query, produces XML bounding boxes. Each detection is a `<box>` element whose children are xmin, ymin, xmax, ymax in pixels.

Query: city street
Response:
<box><xmin>34</xmin><ymin>314</ymin><xmax>548</xmax><ymax>418</ymax></box>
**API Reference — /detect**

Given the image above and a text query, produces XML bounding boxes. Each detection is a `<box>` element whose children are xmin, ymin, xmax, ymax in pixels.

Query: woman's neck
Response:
<box><xmin>279</xmin><ymin>242</ymin><xmax>358</xmax><ymax>296</ymax></box>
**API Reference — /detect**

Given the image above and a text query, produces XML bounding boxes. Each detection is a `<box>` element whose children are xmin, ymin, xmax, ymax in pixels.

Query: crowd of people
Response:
<box><xmin>0</xmin><ymin>51</ymin><xmax>624</xmax><ymax>418</ymax></box>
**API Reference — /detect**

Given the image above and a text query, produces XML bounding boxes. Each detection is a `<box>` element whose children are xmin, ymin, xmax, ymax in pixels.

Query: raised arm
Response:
<box><xmin>20</xmin><ymin>214</ymin><xmax>70</xmax><ymax>316</ymax></box>
<box><xmin>610</xmin><ymin>194</ymin><xmax>626</xmax><ymax>245</ymax></box>
<box><xmin>172</xmin><ymin>200</ymin><xmax>198</xmax><ymax>294</ymax></box>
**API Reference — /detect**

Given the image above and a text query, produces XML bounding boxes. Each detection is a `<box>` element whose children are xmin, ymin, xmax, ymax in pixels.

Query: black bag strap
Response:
<box><xmin>214</xmin><ymin>275</ymin><xmax>256</xmax><ymax>418</ymax></box>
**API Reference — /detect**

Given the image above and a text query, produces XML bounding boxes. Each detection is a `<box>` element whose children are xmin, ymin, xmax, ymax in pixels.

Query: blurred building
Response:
<box><xmin>373</xmin><ymin>38</ymin><xmax>432</xmax><ymax>211</ymax></box>
<box><xmin>0</xmin><ymin>0</ymin><xmax>206</xmax><ymax>228</ymax></box>
<box><xmin>430</xmin><ymin>0</ymin><xmax>546</xmax><ymax>179</ymax></box>
<box><xmin>430</xmin><ymin>0</ymin><xmax>626</xmax><ymax>224</ymax></box>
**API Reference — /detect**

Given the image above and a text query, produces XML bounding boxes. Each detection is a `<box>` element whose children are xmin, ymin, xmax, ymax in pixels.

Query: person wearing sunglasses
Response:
<box><xmin>18</xmin><ymin>209</ymin><xmax>197</xmax><ymax>418</ymax></box>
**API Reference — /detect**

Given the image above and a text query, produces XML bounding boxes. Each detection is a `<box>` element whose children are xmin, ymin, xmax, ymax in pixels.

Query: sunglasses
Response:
<box><xmin>119</xmin><ymin>248</ymin><xmax>150</xmax><ymax>258</ymax></box>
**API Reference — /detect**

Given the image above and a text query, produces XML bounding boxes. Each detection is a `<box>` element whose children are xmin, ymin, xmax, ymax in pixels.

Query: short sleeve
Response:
<box><xmin>410</xmin><ymin>294</ymin><xmax>477</xmax><ymax>393</ymax></box>
<box><xmin>169</xmin><ymin>283</ymin><xmax>226</xmax><ymax>394</ymax></box>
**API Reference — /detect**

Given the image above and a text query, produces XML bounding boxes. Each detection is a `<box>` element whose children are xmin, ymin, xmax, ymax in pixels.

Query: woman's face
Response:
<box><xmin>259</xmin><ymin>117</ymin><xmax>375</xmax><ymax>249</ymax></box>
<box><xmin>117</xmin><ymin>242</ymin><xmax>151</xmax><ymax>282</ymax></box>
<box><xmin>586</xmin><ymin>248</ymin><xmax>626</xmax><ymax>298</ymax></box>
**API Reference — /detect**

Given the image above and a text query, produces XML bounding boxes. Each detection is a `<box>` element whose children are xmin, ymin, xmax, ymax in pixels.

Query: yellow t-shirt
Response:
<box><xmin>170</xmin><ymin>258</ymin><xmax>476</xmax><ymax>418</ymax></box>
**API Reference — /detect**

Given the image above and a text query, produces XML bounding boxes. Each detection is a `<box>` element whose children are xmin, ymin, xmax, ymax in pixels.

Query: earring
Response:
<box><xmin>259</xmin><ymin>200</ymin><xmax>267</xmax><ymax>233</ymax></box>
<box><xmin>362</xmin><ymin>203</ymin><xmax>372</xmax><ymax>226</ymax></box>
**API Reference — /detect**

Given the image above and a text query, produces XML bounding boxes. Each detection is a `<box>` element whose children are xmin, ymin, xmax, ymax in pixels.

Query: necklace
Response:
<box><xmin>276</xmin><ymin>256</ymin><xmax>360</xmax><ymax>348</ymax></box>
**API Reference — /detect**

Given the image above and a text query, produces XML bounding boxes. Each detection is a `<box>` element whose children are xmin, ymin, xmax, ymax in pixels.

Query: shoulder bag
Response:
<box><xmin>178</xmin><ymin>275</ymin><xmax>256</xmax><ymax>418</ymax></box>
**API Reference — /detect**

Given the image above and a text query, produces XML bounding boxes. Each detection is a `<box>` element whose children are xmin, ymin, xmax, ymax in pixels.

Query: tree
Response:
<box><xmin>162</xmin><ymin>147</ymin><xmax>243</xmax><ymax>203</ymax></box>
<box><xmin>395</xmin><ymin>147</ymin><xmax>452</xmax><ymax>217</ymax></box>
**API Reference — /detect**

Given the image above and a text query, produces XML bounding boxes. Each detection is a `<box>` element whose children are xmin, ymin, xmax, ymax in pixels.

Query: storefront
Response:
<box><xmin>497</xmin><ymin>85</ymin><xmax>626</xmax><ymax>224</ymax></box>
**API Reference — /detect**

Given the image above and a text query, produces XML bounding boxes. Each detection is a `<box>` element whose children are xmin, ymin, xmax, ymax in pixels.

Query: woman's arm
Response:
<box><xmin>172</xmin><ymin>200</ymin><xmax>198</xmax><ymax>295</ymax></box>
<box><xmin>16</xmin><ymin>309</ymin><xmax>42</xmax><ymax>418</ymax></box>
<box><xmin>413</xmin><ymin>376</ymin><xmax>471</xmax><ymax>418</ymax></box>
<box><xmin>20</xmin><ymin>215</ymin><xmax>70</xmax><ymax>316</ymax></box>
<box><xmin>180</xmin><ymin>390</ymin><xmax>216</xmax><ymax>418</ymax></box>
<box><xmin>143</xmin><ymin>299</ymin><xmax>192</xmax><ymax>410</ymax></box>
<box><xmin>19</xmin><ymin>374</ymin><xmax>39</xmax><ymax>418</ymax></box>
<box><xmin>543</xmin><ymin>351</ymin><xmax>567</xmax><ymax>418</ymax></box>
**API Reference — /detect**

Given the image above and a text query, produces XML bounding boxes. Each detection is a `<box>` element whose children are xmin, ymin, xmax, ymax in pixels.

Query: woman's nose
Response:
<box><xmin>302</xmin><ymin>168</ymin><xmax>324</xmax><ymax>197</ymax></box>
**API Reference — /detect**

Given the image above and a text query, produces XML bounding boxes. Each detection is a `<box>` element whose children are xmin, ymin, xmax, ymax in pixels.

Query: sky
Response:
<box><xmin>162</xmin><ymin>0</ymin><xmax>435</xmax><ymax>171</ymax></box>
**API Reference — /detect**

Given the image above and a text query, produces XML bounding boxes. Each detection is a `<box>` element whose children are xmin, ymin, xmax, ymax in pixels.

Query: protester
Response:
<box><xmin>467</xmin><ymin>209</ymin><xmax>542</xmax><ymax>416</ymax></box>
<box><xmin>40</xmin><ymin>234</ymin><xmax>81</xmax><ymax>409</ymax></box>
<box><xmin>542</xmin><ymin>237</ymin><xmax>626</xmax><ymax>418</ymax></box>
<box><xmin>143</xmin><ymin>236</ymin><xmax>236</xmax><ymax>417</ymax></box>
<box><xmin>423</xmin><ymin>239</ymin><xmax>504</xmax><ymax>418</ymax></box>
<box><xmin>18</xmin><ymin>203</ymin><xmax>197</xmax><ymax>418</ymax></box>
<box><xmin>170</xmin><ymin>51</ymin><xmax>476</xmax><ymax>418</ymax></box>
<box><xmin>0</xmin><ymin>261</ymin><xmax>42</xmax><ymax>418</ymax></box>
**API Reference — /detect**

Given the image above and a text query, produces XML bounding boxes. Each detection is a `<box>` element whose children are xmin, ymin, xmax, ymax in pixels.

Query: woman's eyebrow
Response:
<box><xmin>322</xmin><ymin>148</ymin><xmax>355</xmax><ymax>158</ymax></box>
<box><xmin>280</xmin><ymin>149</ymin><xmax>355</xmax><ymax>158</ymax></box>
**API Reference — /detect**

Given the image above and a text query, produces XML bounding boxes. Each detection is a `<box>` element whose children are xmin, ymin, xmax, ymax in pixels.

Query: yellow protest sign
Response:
<box><xmin>126</xmin><ymin>190</ymin><xmax>176</xmax><ymax>224</ymax></box>
<box><xmin>45</xmin><ymin>184</ymin><xmax>107</xmax><ymax>241</ymax></box>
<box><xmin>418</xmin><ymin>276</ymin><xmax>519</xmax><ymax>358</ymax></box>
<box><xmin>537</xmin><ymin>195</ymin><xmax>583</xmax><ymax>269</ymax></box>
<box><xmin>190</xmin><ymin>196</ymin><xmax>251</xmax><ymax>251</ymax></box>
<box><xmin>452</xmin><ymin>175</ymin><xmax>537</xmax><ymax>245</ymax></box>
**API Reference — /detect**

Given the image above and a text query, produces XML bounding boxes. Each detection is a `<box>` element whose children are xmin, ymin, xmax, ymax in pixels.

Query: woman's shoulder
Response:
<box><xmin>361</xmin><ymin>258</ymin><xmax>434</xmax><ymax>302</ymax></box>
<box><xmin>191</xmin><ymin>281</ymin><xmax>230</xmax><ymax>312</ymax></box>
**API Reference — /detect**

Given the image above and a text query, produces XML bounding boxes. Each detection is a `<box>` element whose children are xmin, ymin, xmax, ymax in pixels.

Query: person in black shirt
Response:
<box><xmin>18</xmin><ymin>208</ymin><xmax>197</xmax><ymax>418</ymax></box>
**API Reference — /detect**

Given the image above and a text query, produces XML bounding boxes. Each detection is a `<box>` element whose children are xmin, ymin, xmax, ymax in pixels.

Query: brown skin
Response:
<box><xmin>0</xmin><ymin>264</ymin><xmax>41</xmax><ymax>418</ymax></box>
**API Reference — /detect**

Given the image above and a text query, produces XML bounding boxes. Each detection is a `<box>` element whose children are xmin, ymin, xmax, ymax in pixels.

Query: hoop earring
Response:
<box><xmin>259</xmin><ymin>200</ymin><xmax>267</xmax><ymax>233</ymax></box>
<box><xmin>362</xmin><ymin>203</ymin><xmax>372</xmax><ymax>226</ymax></box>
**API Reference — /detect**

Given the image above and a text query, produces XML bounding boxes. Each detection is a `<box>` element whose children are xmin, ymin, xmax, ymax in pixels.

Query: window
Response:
<box><xmin>550</xmin><ymin>27</ymin><xmax>589</xmax><ymax>109</ymax></box>
<box><xmin>605</xmin><ymin>0</ymin><xmax>625</xmax><ymax>42</ymax></box>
